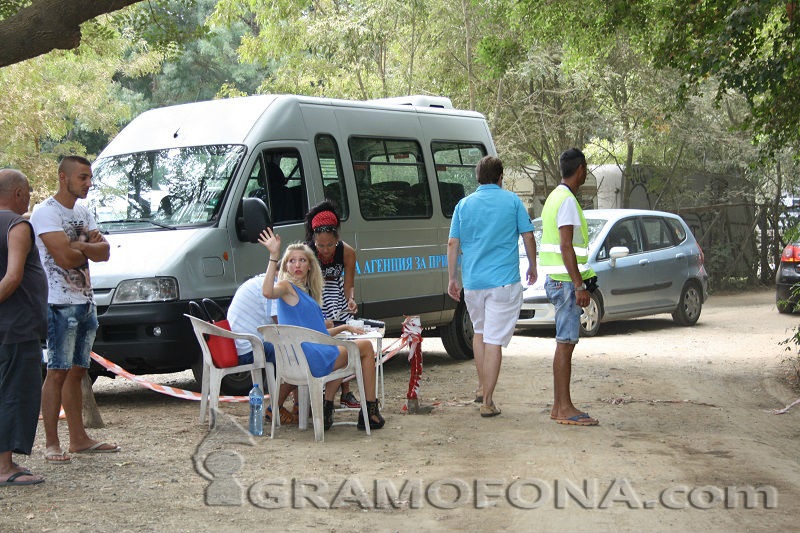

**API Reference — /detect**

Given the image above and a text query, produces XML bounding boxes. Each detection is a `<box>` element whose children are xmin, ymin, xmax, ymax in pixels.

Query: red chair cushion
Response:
<box><xmin>206</xmin><ymin>319</ymin><xmax>239</xmax><ymax>368</ymax></box>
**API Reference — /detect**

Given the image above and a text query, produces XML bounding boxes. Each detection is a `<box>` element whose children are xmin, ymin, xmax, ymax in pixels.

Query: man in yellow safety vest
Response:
<box><xmin>540</xmin><ymin>148</ymin><xmax>599</xmax><ymax>426</ymax></box>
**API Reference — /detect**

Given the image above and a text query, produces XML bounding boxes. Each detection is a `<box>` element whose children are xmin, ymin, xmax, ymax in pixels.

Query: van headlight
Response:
<box><xmin>112</xmin><ymin>277</ymin><xmax>179</xmax><ymax>304</ymax></box>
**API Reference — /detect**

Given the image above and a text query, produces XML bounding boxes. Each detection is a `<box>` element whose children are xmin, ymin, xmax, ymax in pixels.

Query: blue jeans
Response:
<box><xmin>46</xmin><ymin>303</ymin><xmax>98</xmax><ymax>369</ymax></box>
<box><xmin>238</xmin><ymin>342</ymin><xmax>275</xmax><ymax>366</ymax></box>
<box><xmin>544</xmin><ymin>277</ymin><xmax>582</xmax><ymax>344</ymax></box>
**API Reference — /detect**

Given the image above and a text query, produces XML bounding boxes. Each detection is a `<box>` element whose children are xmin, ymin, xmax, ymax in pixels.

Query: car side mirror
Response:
<box><xmin>609</xmin><ymin>246</ymin><xmax>629</xmax><ymax>267</ymax></box>
<box><xmin>236</xmin><ymin>197</ymin><xmax>272</xmax><ymax>243</ymax></box>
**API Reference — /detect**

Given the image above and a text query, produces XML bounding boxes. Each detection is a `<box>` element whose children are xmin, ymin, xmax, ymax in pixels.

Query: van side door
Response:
<box><xmin>344</xmin><ymin>135</ymin><xmax>444</xmax><ymax>328</ymax></box>
<box><xmin>228</xmin><ymin>143</ymin><xmax>311</xmax><ymax>283</ymax></box>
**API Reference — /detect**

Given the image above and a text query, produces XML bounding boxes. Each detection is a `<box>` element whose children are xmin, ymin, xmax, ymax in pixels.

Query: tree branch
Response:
<box><xmin>0</xmin><ymin>0</ymin><xmax>142</xmax><ymax>67</ymax></box>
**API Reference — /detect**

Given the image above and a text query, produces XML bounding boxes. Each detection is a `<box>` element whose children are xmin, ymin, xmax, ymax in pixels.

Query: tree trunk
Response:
<box><xmin>0</xmin><ymin>0</ymin><xmax>143</xmax><ymax>68</ymax></box>
<box><xmin>759</xmin><ymin>207</ymin><xmax>771</xmax><ymax>283</ymax></box>
<box><xmin>772</xmin><ymin>162</ymin><xmax>784</xmax><ymax>268</ymax></box>
<box><xmin>462</xmin><ymin>0</ymin><xmax>474</xmax><ymax>110</ymax></box>
<box><xmin>621</xmin><ymin>141</ymin><xmax>635</xmax><ymax>208</ymax></box>
<box><xmin>81</xmin><ymin>374</ymin><xmax>105</xmax><ymax>429</ymax></box>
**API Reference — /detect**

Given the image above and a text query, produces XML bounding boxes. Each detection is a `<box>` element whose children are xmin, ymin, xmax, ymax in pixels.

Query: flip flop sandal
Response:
<box><xmin>554</xmin><ymin>413</ymin><xmax>599</xmax><ymax>426</ymax></box>
<box><xmin>266</xmin><ymin>406</ymin><xmax>297</xmax><ymax>425</ymax></box>
<box><xmin>43</xmin><ymin>451</ymin><xmax>71</xmax><ymax>464</ymax></box>
<box><xmin>480</xmin><ymin>403</ymin><xmax>501</xmax><ymax>417</ymax></box>
<box><xmin>550</xmin><ymin>411</ymin><xmax>588</xmax><ymax>420</ymax></box>
<box><xmin>0</xmin><ymin>471</ymin><xmax>44</xmax><ymax>486</ymax></box>
<box><xmin>72</xmin><ymin>442</ymin><xmax>121</xmax><ymax>453</ymax></box>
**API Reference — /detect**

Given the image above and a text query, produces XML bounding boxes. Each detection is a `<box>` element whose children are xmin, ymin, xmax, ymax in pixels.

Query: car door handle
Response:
<box><xmin>675</xmin><ymin>253</ymin><xmax>685</xmax><ymax>259</ymax></box>
<box><xmin>638</xmin><ymin>259</ymin><xmax>649</xmax><ymax>266</ymax></box>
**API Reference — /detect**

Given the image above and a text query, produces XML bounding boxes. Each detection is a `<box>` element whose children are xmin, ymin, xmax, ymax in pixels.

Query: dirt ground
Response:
<box><xmin>1</xmin><ymin>289</ymin><xmax>799</xmax><ymax>532</ymax></box>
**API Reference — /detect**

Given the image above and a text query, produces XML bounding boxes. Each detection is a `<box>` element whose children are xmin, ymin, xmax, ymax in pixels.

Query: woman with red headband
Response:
<box><xmin>304</xmin><ymin>200</ymin><xmax>361</xmax><ymax>409</ymax></box>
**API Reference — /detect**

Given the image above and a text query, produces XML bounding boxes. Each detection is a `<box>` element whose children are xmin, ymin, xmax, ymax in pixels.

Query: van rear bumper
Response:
<box><xmin>92</xmin><ymin>300</ymin><xmax>201</xmax><ymax>375</ymax></box>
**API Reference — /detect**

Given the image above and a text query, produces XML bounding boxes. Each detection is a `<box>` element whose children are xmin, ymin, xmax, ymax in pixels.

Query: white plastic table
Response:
<box><xmin>336</xmin><ymin>327</ymin><xmax>385</xmax><ymax>405</ymax></box>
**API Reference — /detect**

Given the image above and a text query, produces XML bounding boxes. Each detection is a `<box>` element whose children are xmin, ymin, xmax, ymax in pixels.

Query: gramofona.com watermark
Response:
<box><xmin>240</xmin><ymin>477</ymin><xmax>777</xmax><ymax>510</ymax></box>
<box><xmin>192</xmin><ymin>412</ymin><xmax>777</xmax><ymax>510</ymax></box>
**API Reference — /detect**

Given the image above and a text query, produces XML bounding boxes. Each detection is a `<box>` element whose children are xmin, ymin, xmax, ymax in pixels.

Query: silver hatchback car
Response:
<box><xmin>517</xmin><ymin>209</ymin><xmax>709</xmax><ymax>336</ymax></box>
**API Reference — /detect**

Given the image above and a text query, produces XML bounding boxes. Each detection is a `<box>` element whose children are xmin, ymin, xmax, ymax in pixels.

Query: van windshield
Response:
<box><xmin>90</xmin><ymin>145</ymin><xmax>246</xmax><ymax>232</ymax></box>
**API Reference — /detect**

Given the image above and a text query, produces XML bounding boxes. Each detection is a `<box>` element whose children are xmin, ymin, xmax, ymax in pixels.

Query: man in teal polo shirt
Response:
<box><xmin>447</xmin><ymin>156</ymin><xmax>537</xmax><ymax>417</ymax></box>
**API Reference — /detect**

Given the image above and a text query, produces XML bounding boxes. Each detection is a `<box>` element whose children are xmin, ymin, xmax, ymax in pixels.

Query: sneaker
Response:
<box><xmin>480</xmin><ymin>403</ymin><xmax>501</xmax><ymax>417</ymax></box>
<box><xmin>357</xmin><ymin>400</ymin><xmax>385</xmax><ymax>430</ymax></box>
<box><xmin>340</xmin><ymin>391</ymin><xmax>361</xmax><ymax>409</ymax></box>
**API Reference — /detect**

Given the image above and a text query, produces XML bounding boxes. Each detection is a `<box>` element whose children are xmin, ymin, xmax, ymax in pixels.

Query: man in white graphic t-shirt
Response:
<box><xmin>30</xmin><ymin>156</ymin><xmax>118</xmax><ymax>464</ymax></box>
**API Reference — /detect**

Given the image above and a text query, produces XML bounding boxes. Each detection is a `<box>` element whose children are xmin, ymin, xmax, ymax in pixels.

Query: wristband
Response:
<box><xmin>269</xmin><ymin>258</ymin><xmax>279</xmax><ymax>263</ymax></box>
<box><xmin>576</xmin><ymin>283</ymin><xmax>586</xmax><ymax>291</ymax></box>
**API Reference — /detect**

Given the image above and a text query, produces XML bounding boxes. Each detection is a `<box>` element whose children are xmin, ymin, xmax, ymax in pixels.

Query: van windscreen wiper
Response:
<box><xmin>101</xmin><ymin>218</ymin><xmax>177</xmax><ymax>230</ymax></box>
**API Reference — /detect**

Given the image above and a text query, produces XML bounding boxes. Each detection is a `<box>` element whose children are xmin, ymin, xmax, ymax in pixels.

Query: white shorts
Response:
<box><xmin>464</xmin><ymin>283</ymin><xmax>523</xmax><ymax>347</ymax></box>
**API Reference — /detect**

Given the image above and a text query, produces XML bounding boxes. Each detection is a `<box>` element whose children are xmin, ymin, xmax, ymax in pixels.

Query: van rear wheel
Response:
<box><xmin>439</xmin><ymin>299</ymin><xmax>474</xmax><ymax>360</ymax></box>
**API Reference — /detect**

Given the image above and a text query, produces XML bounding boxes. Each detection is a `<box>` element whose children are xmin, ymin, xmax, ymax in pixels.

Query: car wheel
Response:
<box><xmin>439</xmin><ymin>299</ymin><xmax>474</xmax><ymax>360</ymax></box>
<box><xmin>672</xmin><ymin>282</ymin><xmax>702</xmax><ymax>326</ymax></box>
<box><xmin>192</xmin><ymin>359</ymin><xmax>263</xmax><ymax>396</ymax></box>
<box><xmin>580</xmin><ymin>291</ymin><xmax>603</xmax><ymax>337</ymax></box>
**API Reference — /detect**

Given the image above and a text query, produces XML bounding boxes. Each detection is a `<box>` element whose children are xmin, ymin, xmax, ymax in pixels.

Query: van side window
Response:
<box><xmin>348</xmin><ymin>137</ymin><xmax>432</xmax><ymax>219</ymax></box>
<box><xmin>244</xmin><ymin>156</ymin><xmax>266</xmax><ymax>200</ymax></box>
<box><xmin>314</xmin><ymin>135</ymin><xmax>349</xmax><ymax>219</ymax></box>
<box><xmin>641</xmin><ymin>216</ymin><xmax>674</xmax><ymax>251</ymax></box>
<box><xmin>431</xmin><ymin>141</ymin><xmax>486</xmax><ymax>216</ymax></box>
<box><xmin>244</xmin><ymin>149</ymin><xmax>307</xmax><ymax>225</ymax></box>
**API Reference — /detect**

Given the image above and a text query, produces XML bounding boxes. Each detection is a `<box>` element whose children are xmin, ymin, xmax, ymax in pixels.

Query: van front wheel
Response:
<box><xmin>439</xmin><ymin>299</ymin><xmax>474</xmax><ymax>360</ymax></box>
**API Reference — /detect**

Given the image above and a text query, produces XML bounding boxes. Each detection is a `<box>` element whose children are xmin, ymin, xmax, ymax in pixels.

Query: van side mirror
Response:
<box><xmin>609</xmin><ymin>246</ymin><xmax>629</xmax><ymax>267</ymax></box>
<box><xmin>237</xmin><ymin>197</ymin><xmax>272</xmax><ymax>243</ymax></box>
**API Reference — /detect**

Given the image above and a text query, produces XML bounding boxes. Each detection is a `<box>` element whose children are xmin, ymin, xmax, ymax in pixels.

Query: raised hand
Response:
<box><xmin>257</xmin><ymin>227</ymin><xmax>281</xmax><ymax>257</ymax></box>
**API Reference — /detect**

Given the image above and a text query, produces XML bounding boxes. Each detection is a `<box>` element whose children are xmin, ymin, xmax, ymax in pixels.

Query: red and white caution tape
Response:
<box><xmin>90</xmin><ymin>352</ymin><xmax>259</xmax><ymax>403</ymax></box>
<box><xmin>773</xmin><ymin>398</ymin><xmax>800</xmax><ymax>414</ymax></box>
<box><xmin>403</xmin><ymin>316</ymin><xmax>423</xmax><ymax>400</ymax></box>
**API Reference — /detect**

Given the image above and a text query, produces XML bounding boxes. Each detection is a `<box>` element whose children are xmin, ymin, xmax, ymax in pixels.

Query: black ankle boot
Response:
<box><xmin>357</xmin><ymin>400</ymin><xmax>385</xmax><ymax>430</ymax></box>
<box><xmin>323</xmin><ymin>399</ymin><xmax>335</xmax><ymax>430</ymax></box>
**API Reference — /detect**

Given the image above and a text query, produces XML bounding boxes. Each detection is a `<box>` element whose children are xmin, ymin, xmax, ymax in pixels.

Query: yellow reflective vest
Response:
<box><xmin>540</xmin><ymin>185</ymin><xmax>596</xmax><ymax>282</ymax></box>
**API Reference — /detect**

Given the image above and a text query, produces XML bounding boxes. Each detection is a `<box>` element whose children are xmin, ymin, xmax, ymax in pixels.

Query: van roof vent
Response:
<box><xmin>368</xmin><ymin>95</ymin><xmax>454</xmax><ymax>109</ymax></box>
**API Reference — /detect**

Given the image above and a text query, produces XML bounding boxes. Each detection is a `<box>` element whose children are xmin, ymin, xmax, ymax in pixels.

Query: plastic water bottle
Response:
<box><xmin>249</xmin><ymin>384</ymin><xmax>263</xmax><ymax>436</ymax></box>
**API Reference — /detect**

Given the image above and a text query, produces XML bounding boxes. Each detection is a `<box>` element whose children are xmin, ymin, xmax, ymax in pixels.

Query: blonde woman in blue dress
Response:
<box><xmin>259</xmin><ymin>227</ymin><xmax>385</xmax><ymax>430</ymax></box>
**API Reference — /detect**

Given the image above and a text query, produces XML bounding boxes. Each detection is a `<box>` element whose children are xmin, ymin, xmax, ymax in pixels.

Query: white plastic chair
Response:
<box><xmin>257</xmin><ymin>324</ymin><xmax>371</xmax><ymax>442</ymax></box>
<box><xmin>185</xmin><ymin>314</ymin><xmax>277</xmax><ymax>428</ymax></box>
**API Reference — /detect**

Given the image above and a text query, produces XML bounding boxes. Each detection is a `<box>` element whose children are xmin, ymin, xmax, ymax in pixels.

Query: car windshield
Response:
<box><xmin>89</xmin><ymin>145</ymin><xmax>246</xmax><ymax>232</ymax></box>
<box><xmin>520</xmin><ymin>218</ymin><xmax>607</xmax><ymax>257</ymax></box>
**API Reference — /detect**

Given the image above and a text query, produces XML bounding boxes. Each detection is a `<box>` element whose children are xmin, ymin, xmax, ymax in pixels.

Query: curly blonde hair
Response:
<box><xmin>277</xmin><ymin>242</ymin><xmax>324</xmax><ymax>305</ymax></box>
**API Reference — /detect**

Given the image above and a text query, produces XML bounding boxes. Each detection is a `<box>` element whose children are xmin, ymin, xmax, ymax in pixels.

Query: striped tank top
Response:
<box><xmin>308</xmin><ymin>240</ymin><xmax>352</xmax><ymax>321</ymax></box>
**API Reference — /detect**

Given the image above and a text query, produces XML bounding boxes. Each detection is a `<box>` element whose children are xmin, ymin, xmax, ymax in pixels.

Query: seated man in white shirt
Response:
<box><xmin>227</xmin><ymin>273</ymin><xmax>296</xmax><ymax>424</ymax></box>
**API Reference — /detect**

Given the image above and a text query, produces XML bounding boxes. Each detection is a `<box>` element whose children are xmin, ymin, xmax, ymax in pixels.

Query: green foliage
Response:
<box><xmin>110</xmin><ymin>0</ymin><xmax>209</xmax><ymax>50</ymax></box>
<box><xmin>211</xmin><ymin>0</ymin><xmax>446</xmax><ymax>99</ymax></box>
<box><xmin>653</xmin><ymin>0</ymin><xmax>800</xmax><ymax>154</ymax></box>
<box><xmin>118</xmin><ymin>0</ymin><xmax>267</xmax><ymax>108</ymax></box>
<box><xmin>779</xmin><ymin>283</ymin><xmax>800</xmax><ymax>385</ymax></box>
<box><xmin>0</xmin><ymin>0</ymin><xmax>30</xmax><ymax>20</ymax></box>
<box><xmin>0</xmin><ymin>15</ymin><xmax>163</xmax><ymax>200</ymax></box>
